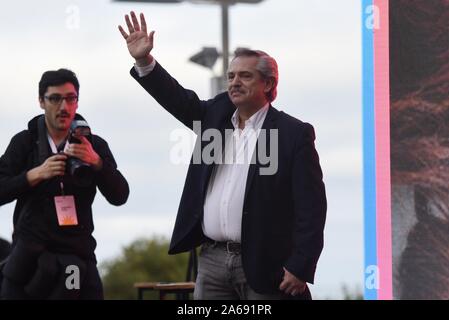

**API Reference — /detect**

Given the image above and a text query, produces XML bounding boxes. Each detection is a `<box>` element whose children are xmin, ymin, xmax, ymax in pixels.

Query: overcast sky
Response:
<box><xmin>0</xmin><ymin>0</ymin><xmax>363</xmax><ymax>298</ymax></box>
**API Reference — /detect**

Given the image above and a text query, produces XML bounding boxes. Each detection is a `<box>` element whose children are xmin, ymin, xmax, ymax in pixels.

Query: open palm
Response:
<box><xmin>119</xmin><ymin>12</ymin><xmax>155</xmax><ymax>61</ymax></box>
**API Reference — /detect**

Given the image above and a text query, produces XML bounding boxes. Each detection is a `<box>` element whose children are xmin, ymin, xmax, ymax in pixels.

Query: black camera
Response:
<box><xmin>66</xmin><ymin>119</ymin><xmax>93</xmax><ymax>187</ymax></box>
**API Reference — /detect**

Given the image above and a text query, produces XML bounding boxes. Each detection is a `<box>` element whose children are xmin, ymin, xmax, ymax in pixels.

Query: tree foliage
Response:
<box><xmin>100</xmin><ymin>236</ymin><xmax>190</xmax><ymax>300</ymax></box>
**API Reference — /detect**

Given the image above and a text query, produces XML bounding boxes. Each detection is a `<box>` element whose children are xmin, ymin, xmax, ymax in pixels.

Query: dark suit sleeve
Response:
<box><xmin>0</xmin><ymin>132</ymin><xmax>33</xmax><ymax>206</ymax></box>
<box><xmin>285</xmin><ymin>123</ymin><xmax>327</xmax><ymax>284</ymax></box>
<box><xmin>130</xmin><ymin>63</ymin><xmax>208</xmax><ymax>130</ymax></box>
<box><xmin>93</xmin><ymin>136</ymin><xmax>129</xmax><ymax>206</ymax></box>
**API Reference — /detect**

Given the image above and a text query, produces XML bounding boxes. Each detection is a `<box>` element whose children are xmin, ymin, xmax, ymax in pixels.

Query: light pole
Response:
<box><xmin>220</xmin><ymin>1</ymin><xmax>230</xmax><ymax>78</ymax></box>
<box><xmin>114</xmin><ymin>0</ymin><xmax>265</xmax><ymax>94</ymax></box>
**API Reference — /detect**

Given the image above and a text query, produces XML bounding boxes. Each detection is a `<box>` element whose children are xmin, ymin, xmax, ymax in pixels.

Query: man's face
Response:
<box><xmin>227</xmin><ymin>56</ymin><xmax>272</xmax><ymax>109</ymax></box>
<box><xmin>39</xmin><ymin>82</ymin><xmax>78</xmax><ymax>134</ymax></box>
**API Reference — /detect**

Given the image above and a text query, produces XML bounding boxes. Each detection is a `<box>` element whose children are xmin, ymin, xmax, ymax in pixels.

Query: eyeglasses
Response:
<box><xmin>44</xmin><ymin>94</ymin><xmax>78</xmax><ymax>105</ymax></box>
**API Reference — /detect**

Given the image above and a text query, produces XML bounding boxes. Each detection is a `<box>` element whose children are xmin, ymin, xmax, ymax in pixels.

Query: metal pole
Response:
<box><xmin>221</xmin><ymin>2</ymin><xmax>229</xmax><ymax>80</ymax></box>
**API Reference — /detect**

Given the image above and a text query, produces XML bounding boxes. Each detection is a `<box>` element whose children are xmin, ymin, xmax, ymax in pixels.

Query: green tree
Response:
<box><xmin>100</xmin><ymin>236</ymin><xmax>190</xmax><ymax>299</ymax></box>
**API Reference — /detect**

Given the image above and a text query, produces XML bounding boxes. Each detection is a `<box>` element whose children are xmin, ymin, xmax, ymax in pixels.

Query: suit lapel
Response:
<box><xmin>200</xmin><ymin>103</ymin><xmax>235</xmax><ymax>200</ymax></box>
<box><xmin>243</xmin><ymin>106</ymin><xmax>279</xmax><ymax>203</ymax></box>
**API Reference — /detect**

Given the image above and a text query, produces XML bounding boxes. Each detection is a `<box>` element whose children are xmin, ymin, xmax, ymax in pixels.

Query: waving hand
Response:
<box><xmin>119</xmin><ymin>11</ymin><xmax>155</xmax><ymax>66</ymax></box>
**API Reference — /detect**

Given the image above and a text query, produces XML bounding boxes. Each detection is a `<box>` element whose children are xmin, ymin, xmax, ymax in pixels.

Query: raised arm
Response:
<box><xmin>118</xmin><ymin>11</ymin><xmax>155</xmax><ymax>67</ymax></box>
<box><xmin>118</xmin><ymin>11</ymin><xmax>210</xmax><ymax>130</ymax></box>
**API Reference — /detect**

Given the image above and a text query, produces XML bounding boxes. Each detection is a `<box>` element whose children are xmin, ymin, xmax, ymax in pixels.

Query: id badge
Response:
<box><xmin>54</xmin><ymin>195</ymin><xmax>79</xmax><ymax>226</ymax></box>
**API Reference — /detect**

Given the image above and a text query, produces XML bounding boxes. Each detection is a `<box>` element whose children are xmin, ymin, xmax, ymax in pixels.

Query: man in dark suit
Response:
<box><xmin>119</xmin><ymin>11</ymin><xmax>327</xmax><ymax>300</ymax></box>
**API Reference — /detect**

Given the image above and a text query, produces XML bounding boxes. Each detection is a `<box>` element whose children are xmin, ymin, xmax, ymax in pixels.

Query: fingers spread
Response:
<box><xmin>125</xmin><ymin>14</ymin><xmax>135</xmax><ymax>34</ymax></box>
<box><xmin>149</xmin><ymin>30</ymin><xmax>155</xmax><ymax>45</ymax></box>
<box><xmin>118</xmin><ymin>25</ymin><xmax>128</xmax><ymax>39</ymax></box>
<box><xmin>131</xmin><ymin>11</ymin><xmax>140</xmax><ymax>31</ymax></box>
<box><xmin>140</xmin><ymin>13</ymin><xmax>147</xmax><ymax>33</ymax></box>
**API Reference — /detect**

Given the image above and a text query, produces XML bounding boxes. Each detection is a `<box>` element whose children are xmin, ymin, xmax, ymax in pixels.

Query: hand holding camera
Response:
<box><xmin>26</xmin><ymin>154</ymin><xmax>68</xmax><ymax>187</ymax></box>
<box><xmin>27</xmin><ymin>120</ymin><xmax>102</xmax><ymax>188</ymax></box>
<box><xmin>61</xmin><ymin>120</ymin><xmax>102</xmax><ymax>187</ymax></box>
<box><xmin>64</xmin><ymin>136</ymin><xmax>102</xmax><ymax>171</ymax></box>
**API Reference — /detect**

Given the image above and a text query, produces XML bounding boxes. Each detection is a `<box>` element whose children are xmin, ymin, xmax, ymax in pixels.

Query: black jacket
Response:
<box><xmin>0</xmin><ymin>114</ymin><xmax>129</xmax><ymax>261</ymax></box>
<box><xmin>131</xmin><ymin>63</ymin><xmax>327</xmax><ymax>293</ymax></box>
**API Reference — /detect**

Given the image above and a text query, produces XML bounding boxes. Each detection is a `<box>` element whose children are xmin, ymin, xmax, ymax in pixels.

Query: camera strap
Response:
<box><xmin>47</xmin><ymin>134</ymin><xmax>69</xmax><ymax>196</ymax></box>
<box><xmin>47</xmin><ymin>134</ymin><xmax>79</xmax><ymax>227</ymax></box>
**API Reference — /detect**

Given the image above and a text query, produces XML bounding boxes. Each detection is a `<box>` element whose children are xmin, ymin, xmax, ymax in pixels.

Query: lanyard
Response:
<box><xmin>47</xmin><ymin>134</ymin><xmax>69</xmax><ymax>196</ymax></box>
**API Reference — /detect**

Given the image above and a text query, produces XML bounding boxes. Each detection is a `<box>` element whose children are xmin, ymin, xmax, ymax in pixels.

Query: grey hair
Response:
<box><xmin>232</xmin><ymin>48</ymin><xmax>279</xmax><ymax>102</ymax></box>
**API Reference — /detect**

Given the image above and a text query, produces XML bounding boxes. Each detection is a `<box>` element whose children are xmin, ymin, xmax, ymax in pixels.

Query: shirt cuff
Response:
<box><xmin>133</xmin><ymin>58</ymin><xmax>156</xmax><ymax>77</ymax></box>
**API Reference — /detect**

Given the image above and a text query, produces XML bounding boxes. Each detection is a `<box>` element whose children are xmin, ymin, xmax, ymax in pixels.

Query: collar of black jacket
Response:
<box><xmin>27</xmin><ymin>113</ymin><xmax>87</xmax><ymax>134</ymax></box>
